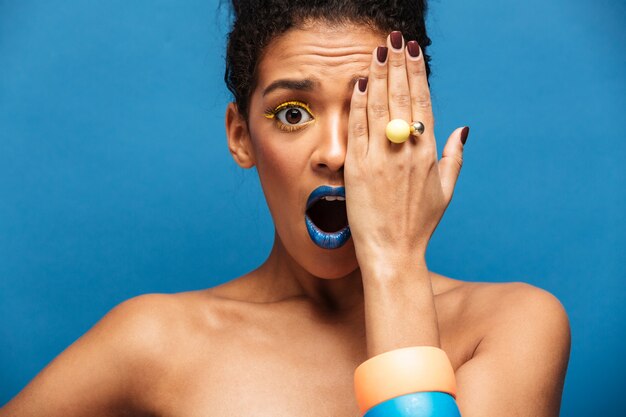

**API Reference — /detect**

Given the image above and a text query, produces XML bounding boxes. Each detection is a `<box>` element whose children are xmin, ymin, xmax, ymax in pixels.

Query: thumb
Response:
<box><xmin>438</xmin><ymin>126</ymin><xmax>470</xmax><ymax>205</ymax></box>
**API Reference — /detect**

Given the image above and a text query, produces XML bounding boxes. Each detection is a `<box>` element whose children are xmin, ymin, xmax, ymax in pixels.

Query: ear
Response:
<box><xmin>225</xmin><ymin>102</ymin><xmax>256</xmax><ymax>168</ymax></box>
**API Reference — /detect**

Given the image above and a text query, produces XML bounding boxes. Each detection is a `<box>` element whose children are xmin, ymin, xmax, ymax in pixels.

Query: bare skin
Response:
<box><xmin>0</xmin><ymin>22</ymin><xmax>570</xmax><ymax>417</ymax></box>
<box><xmin>0</xmin><ymin>270</ymin><xmax>568</xmax><ymax>417</ymax></box>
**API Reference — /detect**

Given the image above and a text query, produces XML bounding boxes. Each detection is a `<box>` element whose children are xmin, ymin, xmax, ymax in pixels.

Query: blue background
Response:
<box><xmin>1</xmin><ymin>0</ymin><xmax>624</xmax><ymax>415</ymax></box>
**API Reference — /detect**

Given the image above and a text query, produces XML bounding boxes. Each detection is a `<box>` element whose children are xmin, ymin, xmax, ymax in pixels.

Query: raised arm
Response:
<box><xmin>345</xmin><ymin>32</ymin><xmax>455</xmax><ymax>355</ymax></box>
<box><xmin>345</xmin><ymin>31</ymin><xmax>570</xmax><ymax>416</ymax></box>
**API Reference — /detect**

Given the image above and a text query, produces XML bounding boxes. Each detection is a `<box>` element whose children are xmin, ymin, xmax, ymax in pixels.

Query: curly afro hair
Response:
<box><xmin>223</xmin><ymin>0</ymin><xmax>432</xmax><ymax>122</ymax></box>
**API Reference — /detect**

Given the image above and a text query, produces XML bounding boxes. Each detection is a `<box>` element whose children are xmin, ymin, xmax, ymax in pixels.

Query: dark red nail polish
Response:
<box><xmin>377</xmin><ymin>46</ymin><xmax>388</xmax><ymax>64</ymax></box>
<box><xmin>407</xmin><ymin>40</ymin><xmax>420</xmax><ymax>58</ymax></box>
<box><xmin>460</xmin><ymin>126</ymin><xmax>470</xmax><ymax>145</ymax></box>
<box><xmin>358</xmin><ymin>77</ymin><xmax>368</xmax><ymax>92</ymax></box>
<box><xmin>390</xmin><ymin>31</ymin><xmax>403</xmax><ymax>50</ymax></box>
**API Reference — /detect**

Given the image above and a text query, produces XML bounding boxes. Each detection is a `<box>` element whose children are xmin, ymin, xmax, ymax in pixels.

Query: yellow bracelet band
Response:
<box><xmin>354</xmin><ymin>346</ymin><xmax>457</xmax><ymax>414</ymax></box>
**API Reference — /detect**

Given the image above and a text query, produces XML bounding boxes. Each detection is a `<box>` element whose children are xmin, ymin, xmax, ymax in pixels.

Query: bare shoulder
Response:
<box><xmin>433</xmin><ymin>273</ymin><xmax>569</xmax><ymax>333</ymax></box>
<box><xmin>0</xmin><ymin>292</ymin><xmax>210</xmax><ymax>417</ymax></box>
<box><xmin>103</xmin><ymin>292</ymin><xmax>208</xmax><ymax>348</ymax></box>
<box><xmin>503</xmin><ymin>281</ymin><xmax>569</xmax><ymax>320</ymax></box>
<box><xmin>448</xmin><ymin>279</ymin><xmax>572</xmax><ymax>416</ymax></box>
<box><xmin>479</xmin><ymin>280</ymin><xmax>571</xmax><ymax>367</ymax></box>
<box><xmin>102</xmin><ymin>291</ymin><xmax>219</xmax><ymax>383</ymax></box>
<box><xmin>466</xmin><ymin>280</ymin><xmax>571</xmax><ymax>336</ymax></box>
<box><xmin>72</xmin><ymin>292</ymin><xmax>206</xmax><ymax>368</ymax></box>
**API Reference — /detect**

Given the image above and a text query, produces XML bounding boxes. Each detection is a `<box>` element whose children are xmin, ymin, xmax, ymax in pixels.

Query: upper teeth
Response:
<box><xmin>321</xmin><ymin>196</ymin><xmax>345</xmax><ymax>201</ymax></box>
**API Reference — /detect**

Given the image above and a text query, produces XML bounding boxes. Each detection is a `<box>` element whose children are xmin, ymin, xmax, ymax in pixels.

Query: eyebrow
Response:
<box><xmin>262</xmin><ymin>75</ymin><xmax>364</xmax><ymax>97</ymax></box>
<box><xmin>262</xmin><ymin>78</ymin><xmax>317</xmax><ymax>97</ymax></box>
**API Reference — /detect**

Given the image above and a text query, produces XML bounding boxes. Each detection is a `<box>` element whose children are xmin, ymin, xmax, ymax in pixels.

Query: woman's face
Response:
<box><xmin>238</xmin><ymin>22</ymin><xmax>385</xmax><ymax>279</ymax></box>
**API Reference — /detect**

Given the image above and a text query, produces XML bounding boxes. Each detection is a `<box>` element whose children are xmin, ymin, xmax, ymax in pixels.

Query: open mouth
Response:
<box><xmin>304</xmin><ymin>185</ymin><xmax>351</xmax><ymax>249</ymax></box>
<box><xmin>306</xmin><ymin>195</ymin><xmax>348</xmax><ymax>232</ymax></box>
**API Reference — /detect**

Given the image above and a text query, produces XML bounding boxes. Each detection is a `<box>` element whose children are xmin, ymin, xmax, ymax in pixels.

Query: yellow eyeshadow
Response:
<box><xmin>263</xmin><ymin>100</ymin><xmax>314</xmax><ymax>119</ymax></box>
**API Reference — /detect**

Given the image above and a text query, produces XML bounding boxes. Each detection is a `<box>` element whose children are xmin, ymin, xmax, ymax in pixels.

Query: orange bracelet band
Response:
<box><xmin>354</xmin><ymin>346</ymin><xmax>457</xmax><ymax>414</ymax></box>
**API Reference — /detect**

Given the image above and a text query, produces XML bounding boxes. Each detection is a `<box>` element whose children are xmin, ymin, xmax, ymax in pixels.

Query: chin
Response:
<box><xmin>302</xmin><ymin>240</ymin><xmax>360</xmax><ymax>280</ymax></box>
<box><xmin>308</xmin><ymin>263</ymin><xmax>359</xmax><ymax>280</ymax></box>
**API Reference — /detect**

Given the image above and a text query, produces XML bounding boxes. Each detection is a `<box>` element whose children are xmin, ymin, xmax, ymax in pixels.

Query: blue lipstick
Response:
<box><xmin>305</xmin><ymin>185</ymin><xmax>351</xmax><ymax>249</ymax></box>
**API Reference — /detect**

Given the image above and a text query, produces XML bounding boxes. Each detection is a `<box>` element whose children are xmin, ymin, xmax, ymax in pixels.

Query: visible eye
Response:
<box><xmin>264</xmin><ymin>101</ymin><xmax>315</xmax><ymax>132</ymax></box>
<box><xmin>276</xmin><ymin>105</ymin><xmax>313</xmax><ymax>126</ymax></box>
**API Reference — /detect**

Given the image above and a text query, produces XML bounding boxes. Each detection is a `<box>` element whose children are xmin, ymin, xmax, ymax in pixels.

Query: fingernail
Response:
<box><xmin>390</xmin><ymin>31</ymin><xmax>403</xmax><ymax>50</ymax></box>
<box><xmin>460</xmin><ymin>126</ymin><xmax>470</xmax><ymax>145</ymax></box>
<box><xmin>376</xmin><ymin>46</ymin><xmax>388</xmax><ymax>64</ymax></box>
<box><xmin>358</xmin><ymin>77</ymin><xmax>368</xmax><ymax>92</ymax></box>
<box><xmin>407</xmin><ymin>40</ymin><xmax>420</xmax><ymax>58</ymax></box>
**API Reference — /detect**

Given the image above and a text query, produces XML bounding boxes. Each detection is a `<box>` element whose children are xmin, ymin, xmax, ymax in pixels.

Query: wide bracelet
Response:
<box><xmin>363</xmin><ymin>391</ymin><xmax>461</xmax><ymax>417</ymax></box>
<box><xmin>354</xmin><ymin>346</ymin><xmax>457</xmax><ymax>414</ymax></box>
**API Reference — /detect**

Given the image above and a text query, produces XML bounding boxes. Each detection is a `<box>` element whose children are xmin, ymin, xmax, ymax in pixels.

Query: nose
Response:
<box><xmin>310</xmin><ymin>111</ymin><xmax>347</xmax><ymax>175</ymax></box>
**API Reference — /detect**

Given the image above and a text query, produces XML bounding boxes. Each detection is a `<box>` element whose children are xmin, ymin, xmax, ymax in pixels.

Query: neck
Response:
<box><xmin>252</xmin><ymin>231</ymin><xmax>365</xmax><ymax>316</ymax></box>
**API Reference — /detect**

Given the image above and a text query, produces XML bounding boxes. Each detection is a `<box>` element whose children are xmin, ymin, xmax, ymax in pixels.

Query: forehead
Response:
<box><xmin>256</xmin><ymin>22</ymin><xmax>385</xmax><ymax>95</ymax></box>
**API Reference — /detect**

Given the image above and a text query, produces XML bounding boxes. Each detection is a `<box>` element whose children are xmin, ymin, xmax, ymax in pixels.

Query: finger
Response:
<box><xmin>405</xmin><ymin>41</ymin><xmax>435</xmax><ymax>151</ymax></box>
<box><xmin>366</xmin><ymin>45</ymin><xmax>390</xmax><ymax>155</ymax></box>
<box><xmin>347</xmin><ymin>77</ymin><xmax>369</xmax><ymax>159</ymax></box>
<box><xmin>387</xmin><ymin>31</ymin><xmax>412</xmax><ymax>127</ymax></box>
<box><xmin>439</xmin><ymin>126</ymin><xmax>470</xmax><ymax>204</ymax></box>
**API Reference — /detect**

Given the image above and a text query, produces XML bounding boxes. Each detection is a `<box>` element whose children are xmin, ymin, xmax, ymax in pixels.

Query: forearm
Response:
<box><xmin>361</xmin><ymin>259</ymin><xmax>440</xmax><ymax>357</ymax></box>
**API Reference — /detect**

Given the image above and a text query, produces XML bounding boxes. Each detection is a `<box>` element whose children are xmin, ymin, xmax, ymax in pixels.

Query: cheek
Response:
<box><xmin>258</xmin><ymin>142</ymin><xmax>299</xmax><ymax>179</ymax></box>
<box><xmin>253</xmin><ymin>134</ymin><xmax>308</xmax><ymax>215</ymax></box>
<box><xmin>253</xmin><ymin>127</ymin><xmax>307</xmax><ymax>183</ymax></box>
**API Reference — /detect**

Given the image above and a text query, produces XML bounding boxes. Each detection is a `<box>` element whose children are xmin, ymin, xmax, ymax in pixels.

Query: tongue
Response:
<box><xmin>307</xmin><ymin>199</ymin><xmax>348</xmax><ymax>232</ymax></box>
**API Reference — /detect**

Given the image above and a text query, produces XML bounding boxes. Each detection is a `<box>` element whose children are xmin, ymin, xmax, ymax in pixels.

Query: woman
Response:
<box><xmin>0</xmin><ymin>1</ymin><xmax>571</xmax><ymax>416</ymax></box>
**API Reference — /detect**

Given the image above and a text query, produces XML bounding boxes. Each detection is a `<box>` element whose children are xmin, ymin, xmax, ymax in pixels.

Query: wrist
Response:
<box><xmin>359</xmin><ymin>253</ymin><xmax>428</xmax><ymax>284</ymax></box>
<box><xmin>354</xmin><ymin>346</ymin><xmax>458</xmax><ymax>416</ymax></box>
